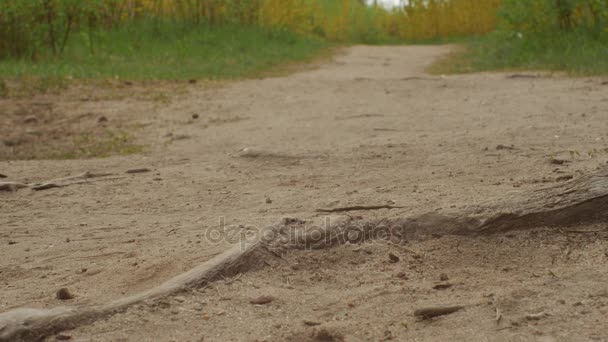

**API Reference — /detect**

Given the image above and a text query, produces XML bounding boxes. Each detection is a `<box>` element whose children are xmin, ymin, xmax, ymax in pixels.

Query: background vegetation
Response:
<box><xmin>0</xmin><ymin>0</ymin><xmax>500</xmax><ymax>83</ymax></box>
<box><xmin>436</xmin><ymin>0</ymin><xmax>608</xmax><ymax>75</ymax></box>
<box><xmin>1</xmin><ymin>0</ymin><xmax>607</xmax><ymax>83</ymax></box>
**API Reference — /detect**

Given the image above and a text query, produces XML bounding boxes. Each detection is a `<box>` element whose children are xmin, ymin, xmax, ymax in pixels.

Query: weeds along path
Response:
<box><xmin>1</xmin><ymin>45</ymin><xmax>608</xmax><ymax>341</ymax></box>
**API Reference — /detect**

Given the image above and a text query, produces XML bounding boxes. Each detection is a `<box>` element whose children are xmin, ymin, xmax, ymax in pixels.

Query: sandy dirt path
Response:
<box><xmin>1</xmin><ymin>45</ymin><xmax>608</xmax><ymax>341</ymax></box>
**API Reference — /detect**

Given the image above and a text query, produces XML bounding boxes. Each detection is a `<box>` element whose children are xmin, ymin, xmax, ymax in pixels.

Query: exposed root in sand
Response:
<box><xmin>1</xmin><ymin>165</ymin><xmax>607</xmax><ymax>341</ymax></box>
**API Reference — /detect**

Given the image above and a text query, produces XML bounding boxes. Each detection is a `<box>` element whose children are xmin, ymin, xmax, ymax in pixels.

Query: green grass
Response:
<box><xmin>430</xmin><ymin>30</ymin><xmax>608</xmax><ymax>75</ymax></box>
<box><xmin>0</xmin><ymin>22</ymin><xmax>330</xmax><ymax>81</ymax></box>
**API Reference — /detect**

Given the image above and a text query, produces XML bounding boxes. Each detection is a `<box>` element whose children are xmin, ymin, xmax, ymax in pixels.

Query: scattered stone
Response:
<box><xmin>265</xmin><ymin>197</ymin><xmax>272</xmax><ymax>204</ymax></box>
<box><xmin>97</xmin><ymin>116</ymin><xmax>108</xmax><ymax>123</ymax></box>
<box><xmin>0</xmin><ymin>173</ymin><xmax>6</xmax><ymax>178</ymax></box>
<box><xmin>396</xmin><ymin>272</ymin><xmax>408</xmax><ymax>279</ymax></box>
<box><xmin>126</xmin><ymin>168</ymin><xmax>151</xmax><ymax>174</ymax></box>
<box><xmin>388</xmin><ymin>253</ymin><xmax>400</xmax><ymax>263</ymax></box>
<box><xmin>439</xmin><ymin>273</ymin><xmax>449</xmax><ymax>281</ymax></box>
<box><xmin>8</xmin><ymin>240</ymin><xmax>17</xmax><ymax>245</ymax></box>
<box><xmin>171</xmin><ymin>134</ymin><xmax>191</xmax><ymax>141</ymax></box>
<box><xmin>550</xmin><ymin>158</ymin><xmax>569</xmax><ymax>165</ymax></box>
<box><xmin>174</xmin><ymin>296</ymin><xmax>186</xmax><ymax>303</ymax></box>
<box><xmin>303</xmin><ymin>320</ymin><xmax>321</xmax><ymax>326</ymax></box>
<box><xmin>23</xmin><ymin>115</ymin><xmax>38</xmax><ymax>124</ymax></box>
<box><xmin>250</xmin><ymin>295</ymin><xmax>275</xmax><ymax>305</ymax></box>
<box><xmin>314</xmin><ymin>328</ymin><xmax>344</xmax><ymax>342</ymax></box>
<box><xmin>192</xmin><ymin>114</ymin><xmax>199</xmax><ymax>119</ymax></box>
<box><xmin>496</xmin><ymin>144</ymin><xmax>516</xmax><ymax>150</ymax></box>
<box><xmin>56</xmin><ymin>288</ymin><xmax>75</xmax><ymax>300</ymax></box>
<box><xmin>56</xmin><ymin>333</ymin><xmax>72</xmax><ymax>341</ymax></box>
<box><xmin>188</xmin><ymin>79</ymin><xmax>197</xmax><ymax>84</ymax></box>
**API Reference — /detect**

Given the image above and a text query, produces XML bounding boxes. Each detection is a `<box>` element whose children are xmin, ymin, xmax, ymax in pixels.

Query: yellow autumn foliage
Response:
<box><xmin>103</xmin><ymin>0</ymin><xmax>501</xmax><ymax>42</ymax></box>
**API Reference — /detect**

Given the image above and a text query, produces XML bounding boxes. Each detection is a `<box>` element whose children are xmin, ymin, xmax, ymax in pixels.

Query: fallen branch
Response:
<box><xmin>316</xmin><ymin>205</ymin><xmax>404</xmax><ymax>213</ymax></box>
<box><xmin>16</xmin><ymin>172</ymin><xmax>117</xmax><ymax>192</ymax></box>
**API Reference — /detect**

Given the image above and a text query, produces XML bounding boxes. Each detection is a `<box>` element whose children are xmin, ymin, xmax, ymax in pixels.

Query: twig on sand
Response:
<box><xmin>31</xmin><ymin>172</ymin><xmax>118</xmax><ymax>191</ymax></box>
<box><xmin>32</xmin><ymin>177</ymin><xmax>126</xmax><ymax>191</ymax></box>
<box><xmin>495</xmin><ymin>307</ymin><xmax>503</xmax><ymax>324</ymax></box>
<box><xmin>414</xmin><ymin>305</ymin><xmax>464</xmax><ymax>319</ymax></box>
<box><xmin>315</xmin><ymin>205</ymin><xmax>404</xmax><ymax>213</ymax></box>
<box><xmin>222</xmin><ymin>273</ymin><xmax>243</xmax><ymax>285</ymax></box>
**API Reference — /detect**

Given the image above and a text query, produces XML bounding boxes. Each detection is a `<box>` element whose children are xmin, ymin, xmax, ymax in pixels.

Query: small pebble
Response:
<box><xmin>56</xmin><ymin>288</ymin><xmax>74</xmax><ymax>300</ymax></box>
<box><xmin>396</xmin><ymin>272</ymin><xmax>408</xmax><ymax>279</ymax></box>
<box><xmin>440</xmin><ymin>273</ymin><xmax>449</xmax><ymax>281</ymax></box>
<box><xmin>24</xmin><ymin>115</ymin><xmax>38</xmax><ymax>124</ymax></box>
<box><xmin>56</xmin><ymin>333</ymin><xmax>72</xmax><ymax>341</ymax></box>
<box><xmin>250</xmin><ymin>295</ymin><xmax>275</xmax><ymax>305</ymax></box>
<box><xmin>303</xmin><ymin>320</ymin><xmax>321</xmax><ymax>326</ymax></box>
<box><xmin>388</xmin><ymin>253</ymin><xmax>400</xmax><ymax>263</ymax></box>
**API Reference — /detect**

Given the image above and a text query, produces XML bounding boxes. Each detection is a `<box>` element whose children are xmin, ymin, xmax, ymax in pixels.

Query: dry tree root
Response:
<box><xmin>2</xmin><ymin>165</ymin><xmax>608</xmax><ymax>341</ymax></box>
